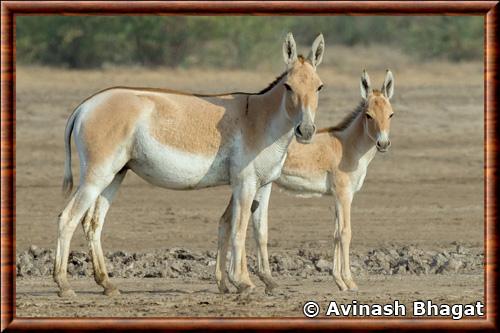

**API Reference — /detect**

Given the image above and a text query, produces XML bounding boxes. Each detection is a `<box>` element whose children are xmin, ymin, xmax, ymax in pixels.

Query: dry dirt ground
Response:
<box><xmin>15</xmin><ymin>46</ymin><xmax>484</xmax><ymax>318</ymax></box>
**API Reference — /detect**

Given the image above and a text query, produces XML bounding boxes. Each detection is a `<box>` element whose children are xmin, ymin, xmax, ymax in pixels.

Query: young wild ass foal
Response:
<box><xmin>54</xmin><ymin>33</ymin><xmax>325</xmax><ymax>297</ymax></box>
<box><xmin>217</xmin><ymin>70</ymin><xmax>395</xmax><ymax>293</ymax></box>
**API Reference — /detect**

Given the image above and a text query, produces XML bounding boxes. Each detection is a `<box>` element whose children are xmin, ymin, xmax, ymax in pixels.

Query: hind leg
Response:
<box><xmin>216</xmin><ymin>197</ymin><xmax>255</xmax><ymax>294</ymax></box>
<box><xmin>54</xmin><ymin>180</ymin><xmax>112</xmax><ymax>297</ymax></box>
<box><xmin>215</xmin><ymin>198</ymin><xmax>232</xmax><ymax>294</ymax></box>
<box><xmin>81</xmin><ymin>170</ymin><xmax>127</xmax><ymax>296</ymax></box>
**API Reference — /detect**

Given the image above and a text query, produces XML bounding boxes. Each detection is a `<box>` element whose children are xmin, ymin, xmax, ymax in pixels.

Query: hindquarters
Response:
<box><xmin>72</xmin><ymin>90</ymin><xmax>147</xmax><ymax>188</ymax></box>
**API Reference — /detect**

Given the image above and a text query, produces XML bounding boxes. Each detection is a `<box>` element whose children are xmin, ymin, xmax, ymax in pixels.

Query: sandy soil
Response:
<box><xmin>17</xmin><ymin>275</ymin><xmax>483</xmax><ymax>318</ymax></box>
<box><xmin>15</xmin><ymin>47</ymin><xmax>484</xmax><ymax>317</ymax></box>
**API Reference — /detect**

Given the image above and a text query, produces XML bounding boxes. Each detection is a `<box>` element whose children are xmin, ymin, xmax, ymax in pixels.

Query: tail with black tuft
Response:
<box><xmin>62</xmin><ymin>107</ymin><xmax>80</xmax><ymax>197</ymax></box>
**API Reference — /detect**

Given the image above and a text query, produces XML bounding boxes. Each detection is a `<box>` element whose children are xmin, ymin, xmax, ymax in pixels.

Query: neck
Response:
<box><xmin>249</xmin><ymin>75</ymin><xmax>295</xmax><ymax>149</ymax></box>
<box><xmin>338</xmin><ymin>109</ymin><xmax>377</xmax><ymax>162</ymax></box>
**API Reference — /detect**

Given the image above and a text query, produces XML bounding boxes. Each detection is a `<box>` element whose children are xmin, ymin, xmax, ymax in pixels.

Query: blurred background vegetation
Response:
<box><xmin>16</xmin><ymin>16</ymin><xmax>483</xmax><ymax>69</ymax></box>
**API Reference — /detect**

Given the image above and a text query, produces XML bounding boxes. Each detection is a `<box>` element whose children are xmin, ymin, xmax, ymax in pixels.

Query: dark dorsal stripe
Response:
<box><xmin>70</xmin><ymin>64</ymin><xmax>301</xmax><ymax>115</ymax></box>
<box><xmin>76</xmin><ymin>68</ymin><xmax>291</xmax><ymax>103</ymax></box>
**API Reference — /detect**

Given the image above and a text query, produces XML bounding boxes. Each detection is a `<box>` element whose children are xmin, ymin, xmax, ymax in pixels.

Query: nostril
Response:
<box><xmin>376</xmin><ymin>141</ymin><xmax>382</xmax><ymax>148</ymax></box>
<box><xmin>312</xmin><ymin>124</ymin><xmax>316</xmax><ymax>133</ymax></box>
<box><xmin>295</xmin><ymin>126</ymin><xmax>303</xmax><ymax>137</ymax></box>
<box><xmin>388</xmin><ymin>140</ymin><xmax>392</xmax><ymax>147</ymax></box>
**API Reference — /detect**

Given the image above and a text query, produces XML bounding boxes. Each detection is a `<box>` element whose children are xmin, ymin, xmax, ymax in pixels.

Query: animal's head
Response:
<box><xmin>282</xmin><ymin>33</ymin><xmax>325</xmax><ymax>144</ymax></box>
<box><xmin>360</xmin><ymin>69</ymin><xmax>395</xmax><ymax>152</ymax></box>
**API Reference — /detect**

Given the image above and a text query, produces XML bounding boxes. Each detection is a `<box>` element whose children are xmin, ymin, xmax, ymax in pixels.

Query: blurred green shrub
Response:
<box><xmin>16</xmin><ymin>16</ymin><xmax>483</xmax><ymax>69</ymax></box>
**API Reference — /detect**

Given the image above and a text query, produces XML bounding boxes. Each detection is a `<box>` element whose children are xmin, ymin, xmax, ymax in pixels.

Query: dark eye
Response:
<box><xmin>389</xmin><ymin>113</ymin><xmax>394</xmax><ymax>118</ymax></box>
<box><xmin>317</xmin><ymin>84</ymin><xmax>324</xmax><ymax>92</ymax></box>
<box><xmin>284</xmin><ymin>83</ymin><xmax>292</xmax><ymax>92</ymax></box>
<box><xmin>365</xmin><ymin>114</ymin><xmax>373</xmax><ymax>120</ymax></box>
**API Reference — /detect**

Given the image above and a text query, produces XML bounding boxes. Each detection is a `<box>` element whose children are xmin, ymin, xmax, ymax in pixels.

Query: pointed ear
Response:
<box><xmin>360</xmin><ymin>69</ymin><xmax>372</xmax><ymax>100</ymax></box>
<box><xmin>308</xmin><ymin>33</ymin><xmax>325</xmax><ymax>68</ymax></box>
<box><xmin>283</xmin><ymin>32</ymin><xmax>298</xmax><ymax>67</ymax></box>
<box><xmin>382</xmin><ymin>69</ymin><xmax>394</xmax><ymax>99</ymax></box>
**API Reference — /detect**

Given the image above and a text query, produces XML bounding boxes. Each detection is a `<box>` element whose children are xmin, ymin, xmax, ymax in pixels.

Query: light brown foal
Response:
<box><xmin>217</xmin><ymin>70</ymin><xmax>395</xmax><ymax>293</ymax></box>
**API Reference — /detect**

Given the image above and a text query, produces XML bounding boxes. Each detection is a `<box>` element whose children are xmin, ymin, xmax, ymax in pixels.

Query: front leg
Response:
<box><xmin>337</xmin><ymin>191</ymin><xmax>357</xmax><ymax>291</ymax></box>
<box><xmin>228</xmin><ymin>182</ymin><xmax>257</xmax><ymax>294</ymax></box>
<box><xmin>251</xmin><ymin>183</ymin><xmax>279</xmax><ymax>294</ymax></box>
<box><xmin>332</xmin><ymin>202</ymin><xmax>348</xmax><ymax>291</ymax></box>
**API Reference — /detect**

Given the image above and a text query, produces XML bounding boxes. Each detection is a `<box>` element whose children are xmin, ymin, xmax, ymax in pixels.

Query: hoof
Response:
<box><xmin>103</xmin><ymin>287</ymin><xmax>121</xmax><ymax>297</ymax></box>
<box><xmin>236</xmin><ymin>288</ymin><xmax>255</xmax><ymax>302</ymax></box>
<box><xmin>218</xmin><ymin>284</ymin><xmax>231</xmax><ymax>294</ymax></box>
<box><xmin>265</xmin><ymin>287</ymin><xmax>275</xmax><ymax>296</ymax></box>
<box><xmin>344</xmin><ymin>279</ymin><xmax>358</xmax><ymax>291</ymax></box>
<box><xmin>333</xmin><ymin>275</ymin><xmax>349</xmax><ymax>291</ymax></box>
<box><xmin>236</xmin><ymin>283</ymin><xmax>255</xmax><ymax>295</ymax></box>
<box><xmin>266</xmin><ymin>279</ymin><xmax>279</xmax><ymax>289</ymax></box>
<box><xmin>258</xmin><ymin>273</ymin><xmax>278</xmax><ymax>294</ymax></box>
<box><xmin>335</xmin><ymin>282</ymin><xmax>348</xmax><ymax>292</ymax></box>
<box><xmin>58</xmin><ymin>289</ymin><xmax>76</xmax><ymax>298</ymax></box>
<box><xmin>264</xmin><ymin>280</ymin><xmax>279</xmax><ymax>295</ymax></box>
<box><xmin>347</xmin><ymin>283</ymin><xmax>359</xmax><ymax>292</ymax></box>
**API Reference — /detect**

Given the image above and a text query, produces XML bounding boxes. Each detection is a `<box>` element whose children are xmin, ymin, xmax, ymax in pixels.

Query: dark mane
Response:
<box><xmin>199</xmin><ymin>57</ymin><xmax>311</xmax><ymax>97</ymax></box>
<box><xmin>254</xmin><ymin>54</ymin><xmax>307</xmax><ymax>95</ymax></box>
<box><xmin>190</xmin><ymin>68</ymin><xmax>290</xmax><ymax>97</ymax></box>
<box><xmin>318</xmin><ymin>89</ymin><xmax>385</xmax><ymax>134</ymax></box>
<box><xmin>256</xmin><ymin>70</ymin><xmax>289</xmax><ymax>95</ymax></box>
<box><xmin>318</xmin><ymin>100</ymin><xmax>367</xmax><ymax>134</ymax></box>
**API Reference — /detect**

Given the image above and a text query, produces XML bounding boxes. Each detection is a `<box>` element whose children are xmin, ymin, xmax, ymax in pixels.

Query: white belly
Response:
<box><xmin>276</xmin><ymin>173</ymin><xmax>330</xmax><ymax>197</ymax></box>
<box><xmin>128</xmin><ymin>127</ymin><xmax>230</xmax><ymax>189</ymax></box>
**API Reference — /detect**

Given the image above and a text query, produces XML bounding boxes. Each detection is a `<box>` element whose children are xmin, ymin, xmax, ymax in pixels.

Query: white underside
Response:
<box><xmin>128</xmin><ymin>123</ymin><xmax>230</xmax><ymax>189</ymax></box>
<box><xmin>275</xmin><ymin>146</ymin><xmax>377</xmax><ymax>198</ymax></box>
<box><xmin>275</xmin><ymin>173</ymin><xmax>331</xmax><ymax>198</ymax></box>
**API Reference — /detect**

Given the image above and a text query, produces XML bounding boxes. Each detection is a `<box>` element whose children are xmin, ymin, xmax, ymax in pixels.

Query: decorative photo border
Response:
<box><xmin>1</xmin><ymin>1</ymin><xmax>497</xmax><ymax>331</ymax></box>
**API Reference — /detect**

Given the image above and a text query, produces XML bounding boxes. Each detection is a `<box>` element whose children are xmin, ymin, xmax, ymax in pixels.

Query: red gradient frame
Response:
<box><xmin>1</xmin><ymin>1</ymin><xmax>497</xmax><ymax>331</ymax></box>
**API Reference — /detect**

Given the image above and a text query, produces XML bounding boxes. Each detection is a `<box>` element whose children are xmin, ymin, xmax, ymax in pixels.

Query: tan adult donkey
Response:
<box><xmin>55</xmin><ymin>33</ymin><xmax>325</xmax><ymax>297</ymax></box>
<box><xmin>217</xmin><ymin>70</ymin><xmax>395</xmax><ymax>294</ymax></box>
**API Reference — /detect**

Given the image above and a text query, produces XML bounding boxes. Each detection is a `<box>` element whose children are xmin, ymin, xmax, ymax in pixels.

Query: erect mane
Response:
<box><xmin>194</xmin><ymin>67</ymin><xmax>290</xmax><ymax>96</ymax></box>
<box><xmin>256</xmin><ymin>70</ymin><xmax>289</xmax><ymax>95</ymax></box>
<box><xmin>189</xmin><ymin>67</ymin><xmax>290</xmax><ymax>97</ymax></box>
<box><xmin>318</xmin><ymin>102</ymin><xmax>365</xmax><ymax>134</ymax></box>
<box><xmin>196</xmin><ymin>67</ymin><xmax>290</xmax><ymax>97</ymax></box>
<box><xmin>318</xmin><ymin>89</ymin><xmax>383</xmax><ymax>134</ymax></box>
<box><xmin>255</xmin><ymin>54</ymin><xmax>309</xmax><ymax>95</ymax></box>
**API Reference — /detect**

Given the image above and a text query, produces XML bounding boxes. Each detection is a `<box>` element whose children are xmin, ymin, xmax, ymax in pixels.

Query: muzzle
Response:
<box><xmin>295</xmin><ymin>123</ymin><xmax>316</xmax><ymax>143</ymax></box>
<box><xmin>376</xmin><ymin>131</ymin><xmax>391</xmax><ymax>152</ymax></box>
<box><xmin>376</xmin><ymin>139</ymin><xmax>391</xmax><ymax>152</ymax></box>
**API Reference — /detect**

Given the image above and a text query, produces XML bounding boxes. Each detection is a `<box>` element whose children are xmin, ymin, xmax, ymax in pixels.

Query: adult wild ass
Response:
<box><xmin>55</xmin><ymin>33</ymin><xmax>325</xmax><ymax>297</ymax></box>
<box><xmin>217</xmin><ymin>70</ymin><xmax>395</xmax><ymax>293</ymax></box>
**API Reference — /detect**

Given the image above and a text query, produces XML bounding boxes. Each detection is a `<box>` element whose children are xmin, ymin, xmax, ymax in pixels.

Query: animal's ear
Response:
<box><xmin>382</xmin><ymin>69</ymin><xmax>394</xmax><ymax>99</ymax></box>
<box><xmin>360</xmin><ymin>69</ymin><xmax>372</xmax><ymax>100</ymax></box>
<box><xmin>283</xmin><ymin>32</ymin><xmax>298</xmax><ymax>67</ymax></box>
<box><xmin>308</xmin><ymin>33</ymin><xmax>325</xmax><ymax>68</ymax></box>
